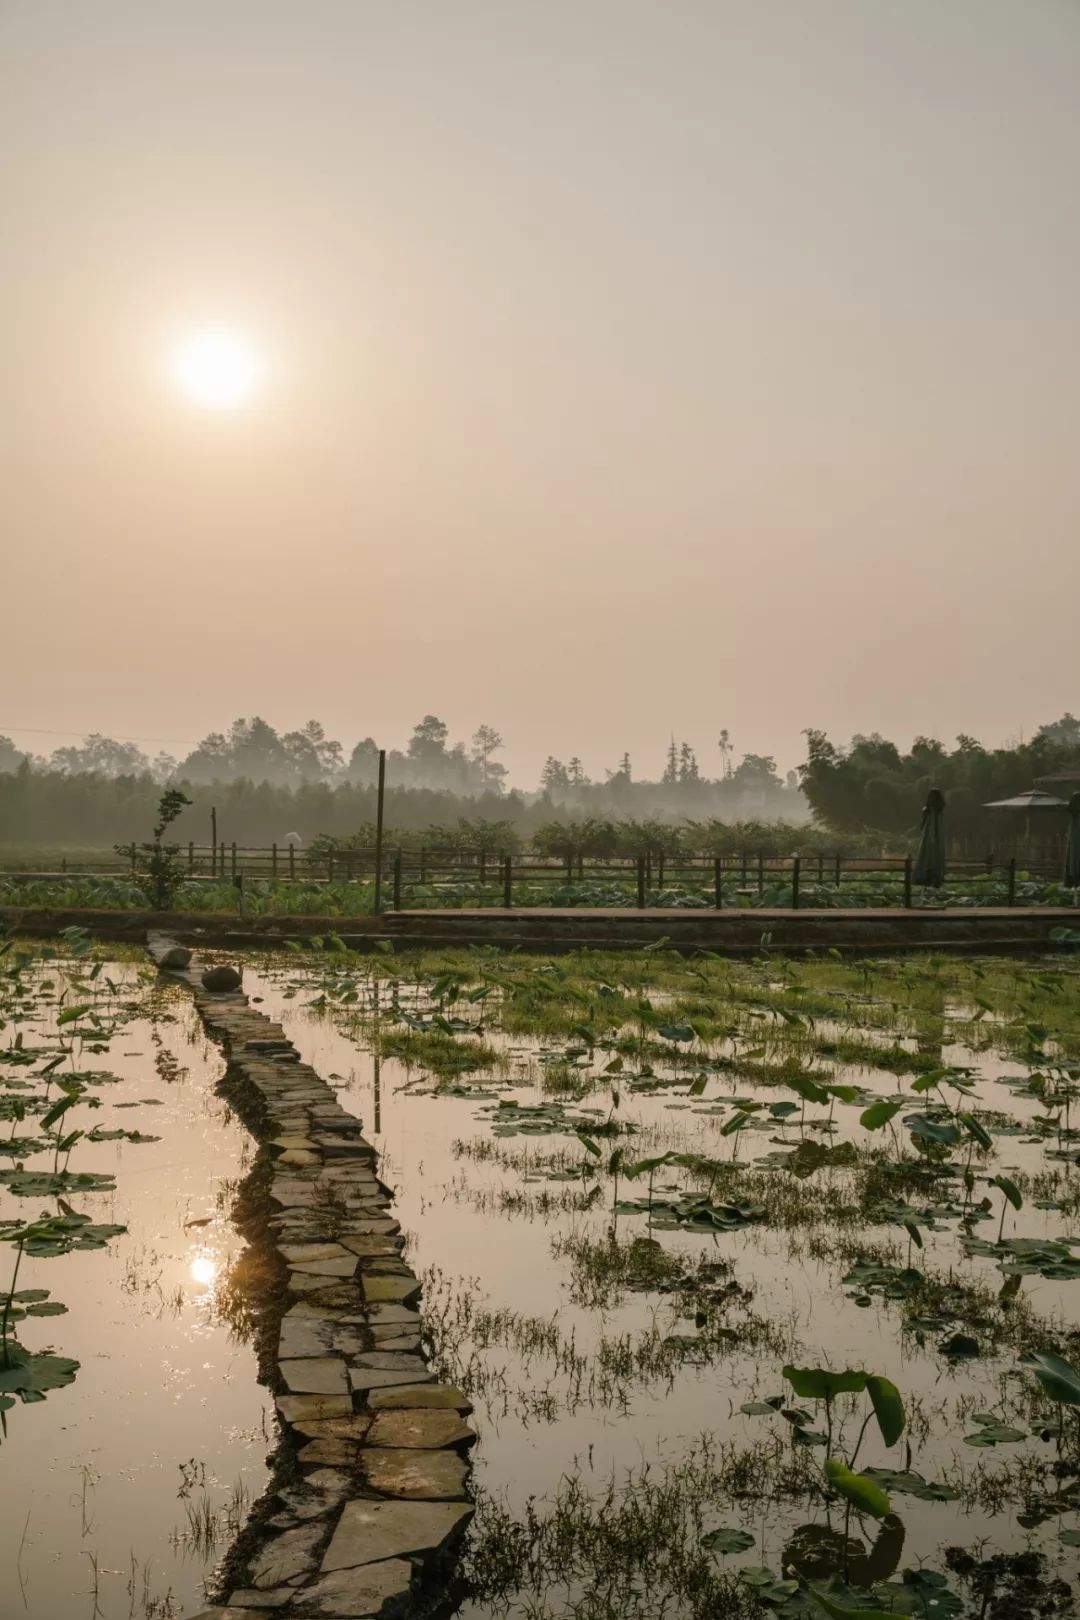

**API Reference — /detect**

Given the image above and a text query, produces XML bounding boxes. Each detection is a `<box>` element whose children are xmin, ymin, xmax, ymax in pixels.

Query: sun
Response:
<box><xmin>171</xmin><ymin>329</ymin><xmax>263</xmax><ymax>409</ymax></box>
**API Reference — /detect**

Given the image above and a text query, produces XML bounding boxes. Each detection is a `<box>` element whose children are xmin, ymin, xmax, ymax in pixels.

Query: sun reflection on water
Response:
<box><xmin>190</xmin><ymin>1253</ymin><xmax>217</xmax><ymax>1287</ymax></box>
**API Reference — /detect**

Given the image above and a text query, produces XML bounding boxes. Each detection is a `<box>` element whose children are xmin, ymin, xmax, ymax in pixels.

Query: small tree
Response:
<box><xmin>117</xmin><ymin>787</ymin><xmax>192</xmax><ymax>909</ymax></box>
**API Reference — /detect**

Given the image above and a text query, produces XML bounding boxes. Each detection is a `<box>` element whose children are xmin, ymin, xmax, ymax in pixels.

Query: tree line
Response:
<box><xmin>799</xmin><ymin>716</ymin><xmax>1080</xmax><ymax>846</ymax></box>
<box><xmin>1</xmin><ymin>713</ymin><xmax>1075</xmax><ymax>852</ymax></box>
<box><xmin>0</xmin><ymin>714</ymin><xmax>803</xmax><ymax>824</ymax></box>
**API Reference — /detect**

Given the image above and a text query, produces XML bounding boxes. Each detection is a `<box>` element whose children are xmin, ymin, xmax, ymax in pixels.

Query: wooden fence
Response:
<box><xmin>0</xmin><ymin>844</ymin><xmax>1069</xmax><ymax>910</ymax></box>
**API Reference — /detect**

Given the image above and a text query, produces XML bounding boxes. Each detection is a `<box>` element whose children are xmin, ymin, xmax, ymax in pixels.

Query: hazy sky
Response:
<box><xmin>4</xmin><ymin>0</ymin><xmax>1079</xmax><ymax>786</ymax></box>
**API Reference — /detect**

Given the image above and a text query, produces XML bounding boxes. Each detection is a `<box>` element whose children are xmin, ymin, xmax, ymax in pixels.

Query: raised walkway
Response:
<box><xmin>381</xmin><ymin>904</ymin><xmax>1080</xmax><ymax>952</ymax></box>
<box><xmin>2</xmin><ymin>902</ymin><xmax>1077</xmax><ymax>955</ymax></box>
<box><xmin>146</xmin><ymin>936</ymin><xmax>474</xmax><ymax>1620</ymax></box>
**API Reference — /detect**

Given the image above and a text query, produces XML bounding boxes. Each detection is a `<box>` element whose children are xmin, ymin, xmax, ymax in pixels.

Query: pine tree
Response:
<box><xmin>541</xmin><ymin>757</ymin><xmax>569</xmax><ymax>793</ymax></box>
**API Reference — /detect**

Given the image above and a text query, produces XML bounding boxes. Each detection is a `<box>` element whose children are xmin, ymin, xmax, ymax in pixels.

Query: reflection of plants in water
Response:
<box><xmin>422</xmin><ymin>1266</ymin><xmax>790</xmax><ymax>1423</ymax></box>
<box><xmin>170</xmin><ymin>1477</ymin><xmax>251</xmax><ymax>1558</ymax></box>
<box><xmin>463</xmin><ymin>1441</ymin><xmax>807</xmax><ymax>1620</ymax></box>
<box><xmin>151</xmin><ymin>1024</ymin><xmax>187</xmax><ymax>1086</ymax></box>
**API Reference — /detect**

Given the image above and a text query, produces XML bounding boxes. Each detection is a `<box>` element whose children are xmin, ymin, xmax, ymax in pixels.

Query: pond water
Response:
<box><xmin>0</xmin><ymin>950</ymin><xmax>271</xmax><ymax>1620</ymax></box>
<box><xmin>240</xmin><ymin>948</ymin><xmax>1080</xmax><ymax>1619</ymax></box>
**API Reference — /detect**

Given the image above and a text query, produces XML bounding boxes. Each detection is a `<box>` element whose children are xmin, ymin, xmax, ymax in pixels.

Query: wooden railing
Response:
<box><xmin>0</xmin><ymin>845</ymin><xmax>1071</xmax><ymax>910</ymax></box>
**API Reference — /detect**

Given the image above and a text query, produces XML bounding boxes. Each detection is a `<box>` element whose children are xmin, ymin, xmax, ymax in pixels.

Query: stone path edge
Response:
<box><xmin>147</xmin><ymin>936</ymin><xmax>475</xmax><ymax>1620</ymax></box>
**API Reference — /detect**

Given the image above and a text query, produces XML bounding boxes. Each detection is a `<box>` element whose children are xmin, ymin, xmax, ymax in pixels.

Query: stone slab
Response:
<box><xmin>364</xmin><ymin>1305</ymin><xmax>420</xmax><ymax>1326</ymax></box>
<box><xmin>291</xmin><ymin>1559</ymin><xmax>412</xmax><ymax>1617</ymax></box>
<box><xmin>297</xmin><ymin>1436</ymin><xmax>364</xmax><ymax>1467</ymax></box>
<box><xmin>291</xmin><ymin>1414</ymin><xmax>371</xmax><ymax>1442</ymax></box>
<box><xmin>351</xmin><ymin>1352</ymin><xmax>428</xmax><ymax>1373</ymax></box>
<box><xmin>321</xmin><ymin>1498</ymin><xmax>474</xmax><ymax>1571</ymax></box>
<box><xmin>279</xmin><ymin>1358</ymin><xmax>349</xmax><ymax>1395</ymax></box>
<box><xmin>290</xmin><ymin>1255</ymin><xmax>359</xmax><ymax>1278</ymax></box>
<box><xmin>190</xmin><ymin>1608</ymin><xmax>276</xmax><ymax>1619</ymax></box>
<box><xmin>359</xmin><ymin>1447</ymin><xmax>469</xmax><ymax>1500</ymax></box>
<box><xmin>349</xmin><ymin>1366</ymin><xmax>433</xmax><ymax>1392</ymax></box>
<box><xmin>278</xmin><ymin>1321</ymin><xmax>334</xmax><ymax>1359</ymax></box>
<box><xmin>274</xmin><ymin>1471</ymin><xmax>351</xmax><ymax>1522</ymax></box>
<box><xmin>339</xmin><ymin>1235</ymin><xmax>403</xmax><ymax>1258</ymax></box>
<box><xmin>366</xmin><ymin>1409</ymin><xmax>476</xmax><ymax>1450</ymax></box>
<box><xmin>361</xmin><ymin>1274</ymin><xmax>421</xmax><ymax>1305</ymax></box>
<box><xmin>293</xmin><ymin>1283</ymin><xmax>367</xmax><ymax>1311</ymax></box>
<box><xmin>226</xmin><ymin>1591</ymin><xmax>295</xmax><ymax>1609</ymax></box>
<box><xmin>280</xmin><ymin>1244</ymin><xmax>349</xmax><ymax>1264</ymax></box>
<box><xmin>366</xmin><ymin>1384</ymin><xmax>473</xmax><ymax>1413</ymax></box>
<box><xmin>189</xmin><ymin>1609</ymin><xmax>275</xmax><ymax>1620</ymax></box>
<box><xmin>247</xmin><ymin>1521</ymin><xmax>325</xmax><ymax>1588</ymax></box>
<box><xmin>276</xmin><ymin>1393</ymin><xmax>353</xmax><ymax>1423</ymax></box>
<box><xmin>286</xmin><ymin>1300</ymin><xmax>367</xmax><ymax>1324</ymax></box>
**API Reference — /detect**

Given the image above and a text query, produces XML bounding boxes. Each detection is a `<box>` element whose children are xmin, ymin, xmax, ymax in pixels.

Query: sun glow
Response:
<box><xmin>190</xmin><ymin>1253</ymin><xmax>218</xmax><ymax>1287</ymax></box>
<box><xmin>171</xmin><ymin>329</ymin><xmax>263</xmax><ymax>409</ymax></box>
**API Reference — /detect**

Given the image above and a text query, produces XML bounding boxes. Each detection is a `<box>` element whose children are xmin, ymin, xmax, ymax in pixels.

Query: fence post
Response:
<box><xmin>230</xmin><ymin>842</ymin><xmax>237</xmax><ymax>879</ymax></box>
<box><xmin>373</xmin><ymin>748</ymin><xmax>386</xmax><ymax>915</ymax></box>
<box><xmin>637</xmin><ymin>855</ymin><xmax>646</xmax><ymax>908</ymax></box>
<box><xmin>757</xmin><ymin>852</ymin><xmax>765</xmax><ymax>895</ymax></box>
<box><xmin>328</xmin><ymin>850</ymin><xmax>335</xmax><ymax>883</ymax></box>
<box><xmin>657</xmin><ymin>851</ymin><xmax>665</xmax><ymax>889</ymax></box>
<box><xmin>503</xmin><ymin>853</ymin><xmax>513</xmax><ymax>908</ymax></box>
<box><xmin>741</xmin><ymin>852</ymin><xmax>748</xmax><ymax>886</ymax></box>
<box><xmin>479</xmin><ymin>849</ymin><xmax>487</xmax><ymax>884</ymax></box>
<box><xmin>272</xmin><ymin>842</ymin><xmax>278</xmax><ymax>880</ymax></box>
<box><xmin>714</xmin><ymin>857</ymin><xmax>723</xmax><ymax>910</ymax></box>
<box><xmin>419</xmin><ymin>847</ymin><xmax>427</xmax><ymax>884</ymax></box>
<box><xmin>1007</xmin><ymin>857</ymin><xmax>1016</xmax><ymax>907</ymax></box>
<box><xmin>792</xmin><ymin>855</ymin><xmax>801</xmax><ymax>910</ymax></box>
<box><xmin>188</xmin><ymin>841</ymin><xmax>194</xmax><ymax>873</ymax></box>
<box><xmin>393</xmin><ymin>851</ymin><xmax>402</xmax><ymax>911</ymax></box>
<box><xmin>835</xmin><ymin>854</ymin><xmax>842</xmax><ymax>889</ymax></box>
<box><xmin>289</xmin><ymin>843</ymin><xmax>296</xmax><ymax>881</ymax></box>
<box><xmin>903</xmin><ymin>854</ymin><xmax>913</xmax><ymax>908</ymax></box>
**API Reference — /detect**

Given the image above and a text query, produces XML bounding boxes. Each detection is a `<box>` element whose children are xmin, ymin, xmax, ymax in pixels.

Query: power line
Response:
<box><xmin>0</xmin><ymin>723</ymin><xmax>203</xmax><ymax>747</ymax></box>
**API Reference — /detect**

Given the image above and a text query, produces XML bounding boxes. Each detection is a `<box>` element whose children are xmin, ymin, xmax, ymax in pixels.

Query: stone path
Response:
<box><xmin>145</xmin><ymin>938</ymin><xmax>474</xmax><ymax>1620</ymax></box>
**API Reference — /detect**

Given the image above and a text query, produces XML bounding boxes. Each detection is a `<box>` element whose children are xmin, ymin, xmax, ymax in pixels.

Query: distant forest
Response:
<box><xmin>0</xmin><ymin>712</ymin><xmax>1076</xmax><ymax>850</ymax></box>
<box><xmin>800</xmin><ymin>717</ymin><xmax>1080</xmax><ymax>844</ymax></box>
<box><xmin>0</xmin><ymin>714</ymin><xmax>803</xmax><ymax>844</ymax></box>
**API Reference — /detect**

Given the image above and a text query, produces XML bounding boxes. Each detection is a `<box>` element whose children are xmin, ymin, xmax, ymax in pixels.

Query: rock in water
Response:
<box><xmin>202</xmin><ymin>964</ymin><xmax>242</xmax><ymax>992</ymax></box>
<box><xmin>146</xmin><ymin>934</ymin><xmax>192</xmax><ymax>970</ymax></box>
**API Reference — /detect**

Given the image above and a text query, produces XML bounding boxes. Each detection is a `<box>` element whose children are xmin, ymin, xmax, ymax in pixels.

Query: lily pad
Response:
<box><xmin>701</xmin><ymin>1527</ymin><xmax>755</xmax><ymax>1555</ymax></box>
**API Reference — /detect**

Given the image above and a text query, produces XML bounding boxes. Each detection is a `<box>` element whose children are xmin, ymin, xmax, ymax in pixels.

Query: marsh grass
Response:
<box><xmin>463</xmin><ymin>1437</ymin><xmax>818</xmax><ymax>1620</ymax></box>
<box><xmin>421</xmin><ymin>1266</ymin><xmax>790</xmax><ymax>1422</ymax></box>
<box><xmin>252</xmin><ymin>942</ymin><xmax>1080</xmax><ymax>1613</ymax></box>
